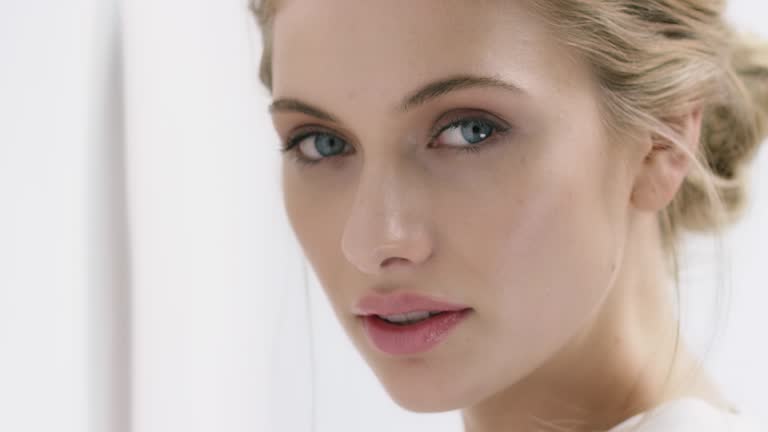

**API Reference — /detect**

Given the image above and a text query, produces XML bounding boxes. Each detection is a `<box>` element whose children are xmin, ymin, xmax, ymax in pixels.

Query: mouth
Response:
<box><xmin>359</xmin><ymin>308</ymin><xmax>472</xmax><ymax>356</ymax></box>
<box><xmin>372</xmin><ymin>310</ymin><xmax>448</xmax><ymax>325</ymax></box>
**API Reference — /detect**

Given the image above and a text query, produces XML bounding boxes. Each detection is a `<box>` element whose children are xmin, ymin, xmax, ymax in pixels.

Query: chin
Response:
<box><xmin>385</xmin><ymin>386</ymin><xmax>469</xmax><ymax>413</ymax></box>
<box><xmin>370</xmin><ymin>367</ymin><xmax>484</xmax><ymax>413</ymax></box>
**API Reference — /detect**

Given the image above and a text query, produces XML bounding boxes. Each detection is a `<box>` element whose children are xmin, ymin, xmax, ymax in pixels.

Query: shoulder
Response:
<box><xmin>608</xmin><ymin>398</ymin><xmax>766</xmax><ymax>432</ymax></box>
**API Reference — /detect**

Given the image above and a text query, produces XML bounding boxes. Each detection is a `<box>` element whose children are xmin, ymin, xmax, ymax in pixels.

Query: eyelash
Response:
<box><xmin>279</xmin><ymin>114</ymin><xmax>512</xmax><ymax>167</ymax></box>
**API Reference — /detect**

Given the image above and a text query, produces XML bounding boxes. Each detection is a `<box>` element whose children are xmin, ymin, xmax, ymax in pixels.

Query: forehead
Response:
<box><xmin>271</xmin><ymin>0</ymin><xmax>587</xmax><ymax>114</ymax></box>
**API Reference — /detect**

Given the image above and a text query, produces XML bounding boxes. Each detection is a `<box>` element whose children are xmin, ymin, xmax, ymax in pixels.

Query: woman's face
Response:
<box><xmin>270</xmin><ymin>0</ymin><xmax>640</xmax><ymax>411</ymax></box>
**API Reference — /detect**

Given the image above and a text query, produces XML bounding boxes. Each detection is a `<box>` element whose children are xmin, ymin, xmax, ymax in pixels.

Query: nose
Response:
<box><xmin>340</xmin><ymin>163</ymin><xmax>434</xmax><ymax>275</ymax></box>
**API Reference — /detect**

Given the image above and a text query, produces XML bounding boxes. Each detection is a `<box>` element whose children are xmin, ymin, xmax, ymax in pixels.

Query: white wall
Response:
<box><xmin>121</xmin><ymin>1</ymin><xmax>279</xmax><ymax>431</ymax></box>
<box><xmin>0</xmin><ymin>1</ymin><xmax>123</xmax><ymax>431</ymax></box>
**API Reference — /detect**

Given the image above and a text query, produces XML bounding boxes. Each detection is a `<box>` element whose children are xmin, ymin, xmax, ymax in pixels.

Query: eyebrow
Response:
<box><xmin>267</xmin><ymin>73</ymin><xmax>524</xmax><ymax>123</ymax></box>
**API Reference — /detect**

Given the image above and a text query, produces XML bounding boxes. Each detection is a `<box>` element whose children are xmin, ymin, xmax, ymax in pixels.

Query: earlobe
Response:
<box><xmin>629</xmin><ymin>106</ymin><xmax>703</xmax><ymax>212</ymax></box>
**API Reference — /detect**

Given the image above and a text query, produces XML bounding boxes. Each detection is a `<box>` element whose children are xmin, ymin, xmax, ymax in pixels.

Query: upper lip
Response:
<box><xmin>354</xmin><ymin>292</ymin><xmax>470</xmax><ymax>316</ymax></box>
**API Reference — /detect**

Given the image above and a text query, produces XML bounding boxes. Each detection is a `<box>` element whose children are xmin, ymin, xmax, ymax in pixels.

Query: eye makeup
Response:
<box><xmin>279</xmin><ymin>109</ymin><xmax>515</xmax><ymax>167</ymax></box>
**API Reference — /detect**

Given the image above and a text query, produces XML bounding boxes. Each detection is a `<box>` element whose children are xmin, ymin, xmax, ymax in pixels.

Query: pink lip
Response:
<box><xmin>360</xmin><ymin>309</ymin><xmax>472</xmax><ymax>356</ymax></box>
<box><xmin>353</xmin><ymin>292</ymin><xmax>470</xmax><ymax>316</ymax></box>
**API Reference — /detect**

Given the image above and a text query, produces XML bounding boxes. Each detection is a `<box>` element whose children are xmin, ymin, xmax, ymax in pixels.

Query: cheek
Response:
<box><xmin>456</xmin><ymin>177</ymin><xmax>618</xmax><ymax>312</ymax></box>
<box><xmin>486</xmin><ymin>185</ymin><xmax>620</xmax><ymax>333</ymax></box>
<box><xmin>281</xmin><ymin>168</ymin><xmax>348</xmax><ymax>293</ymax></box>
<box><xmin>442</xmin><ymin>137</ymin><xmax>624</xmax><ymax>375</ymax></box>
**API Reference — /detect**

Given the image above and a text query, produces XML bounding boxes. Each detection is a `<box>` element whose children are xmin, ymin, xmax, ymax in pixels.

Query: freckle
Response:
<box><xmin>344</xmin><ymin>89</ymin><xmax>359</xmax><ymax>103</ymax></box>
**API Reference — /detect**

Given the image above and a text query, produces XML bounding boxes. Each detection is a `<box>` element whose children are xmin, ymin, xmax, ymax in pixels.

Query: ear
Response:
<box><xmin>630</xmin><ymin>106</ymin><xmax>704</xmax><ymax>212</ymax></box>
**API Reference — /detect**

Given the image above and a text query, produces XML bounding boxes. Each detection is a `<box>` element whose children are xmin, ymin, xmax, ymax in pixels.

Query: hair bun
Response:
<box><xmin>675</xmin><ymin>30</ymin><xmax>768</xmax><ymax>232</ymax></box>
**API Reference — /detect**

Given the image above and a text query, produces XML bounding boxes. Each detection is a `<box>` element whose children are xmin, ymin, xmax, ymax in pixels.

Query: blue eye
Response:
<box><xmin>435</xmin><ymin>119</ymin><xmax>496</xmax><ymax>147</ymax></box>
<box><xmin>282</xmin><ymin>132</ymin><xmax>351</xmax><ymax>165</ymax></box>
<box><xmin>305</xmin><ymin>134</ymin><xmax>347</xmax><ymax>157</ymax></box>
<box><xmin>280</xmin><ymin>114</ymin><xmax>511</xmax><ymax>167</ymax></box>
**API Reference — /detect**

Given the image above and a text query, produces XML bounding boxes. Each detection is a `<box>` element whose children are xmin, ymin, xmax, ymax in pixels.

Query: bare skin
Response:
<box><xmin>267</xmin><ymin>0</ymin><xmax>736</xmax><ymax>430</ymax></box>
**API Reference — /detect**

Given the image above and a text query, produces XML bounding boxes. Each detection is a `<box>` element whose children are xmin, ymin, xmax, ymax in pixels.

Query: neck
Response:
<box><xmin>461</xmin><ymin>213</ymin><xmax>725</xmax><ymax>432</ymax></box>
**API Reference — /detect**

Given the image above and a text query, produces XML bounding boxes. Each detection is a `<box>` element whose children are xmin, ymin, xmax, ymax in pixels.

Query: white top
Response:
<box><xmin>608</xmin><ymin>398</ymin><xmax>765</xmax><ymax>431</ymax></box>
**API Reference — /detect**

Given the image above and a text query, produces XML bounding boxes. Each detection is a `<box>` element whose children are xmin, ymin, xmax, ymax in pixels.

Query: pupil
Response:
<box><xmin>316</xmin><ymin>134</ymin><xmax>345</xmax><ymax>157</ymax></box>
<box><xmin>461</xmin><ymin>120</ymin><xmax>492</xmax><ymax>144</ymax></box>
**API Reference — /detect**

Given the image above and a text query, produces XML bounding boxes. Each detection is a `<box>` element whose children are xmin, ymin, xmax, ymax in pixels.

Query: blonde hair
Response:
<box><xmin>251</xmin><ymin>0</ymin><xmax>768</xmax><ymax>430</ymax></box>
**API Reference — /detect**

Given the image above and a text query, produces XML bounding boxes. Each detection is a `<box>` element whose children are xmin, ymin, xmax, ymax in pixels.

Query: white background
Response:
<box><xmin>0</xmin><ymin>0</ymin><xmax>766</xmax><ymax>431</ymax></box>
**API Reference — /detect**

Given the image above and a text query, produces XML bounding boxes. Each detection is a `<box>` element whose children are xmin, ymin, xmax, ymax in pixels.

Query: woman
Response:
<box><xmin>252</xmin><ymin>0</ymin><xmax>768</xmax><ymax>430</ymax></box>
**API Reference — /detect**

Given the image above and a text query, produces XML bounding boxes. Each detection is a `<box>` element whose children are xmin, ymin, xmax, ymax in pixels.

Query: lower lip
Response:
<box><xmin>361</xmin><ymin>309</ymin><xmax>472</xmax><ymax>356</ymax></box>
